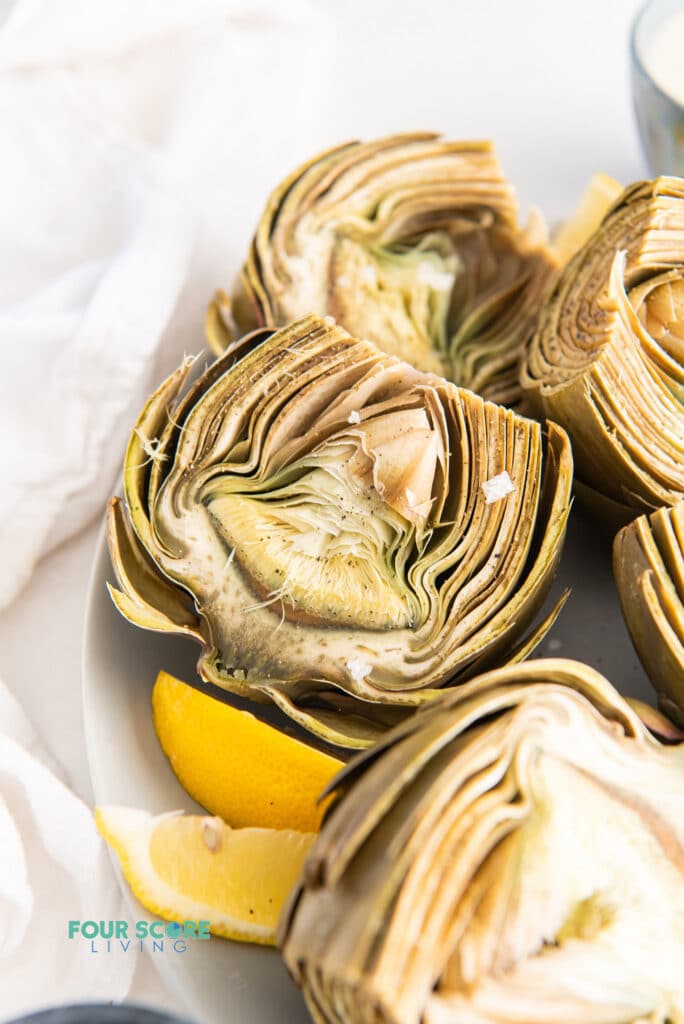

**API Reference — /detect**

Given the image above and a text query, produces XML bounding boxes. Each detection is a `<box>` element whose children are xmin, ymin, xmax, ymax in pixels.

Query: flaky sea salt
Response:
<box><xmin>347</xmin><ymin>658</ymin><xmax>372</xmax><ymax>683</ymax></box>
<box><xmin>359</xmin><ymin>264</ymin><xmax>378</xmax><ymax>286</ymax></box>
<box><xmin>347</xmin><ymin>410</ymin><xmax>362</xmax><ymax>424</ymax></box>
<box><xmin>482</xmin><ymin>471</ymin><xmax>515</xmax><ymax>505</ymax></box>
<box><xmin>416</xmin><ymin>261</ymin><xmax>454</xmax><ymax>292</ymax></box>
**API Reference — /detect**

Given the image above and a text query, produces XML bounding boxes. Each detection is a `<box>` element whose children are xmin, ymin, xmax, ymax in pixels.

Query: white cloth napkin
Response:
<box><xmin>0</xmin><ymin>0</ymin><xmax>331</xmax><ymax>609</ymax></box>
<box><xmin>0</xmin><ymin>680</ymin><xmax>137</xmax><ymax>1016</ymax></box>
<box><xmin>0</xmin><ymin>0</ymin><xmax>332</xmax><ymax>1011</ymax></box>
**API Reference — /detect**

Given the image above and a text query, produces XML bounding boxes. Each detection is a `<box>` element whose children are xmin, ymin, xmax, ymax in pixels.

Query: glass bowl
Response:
<box><xmin>631</xmin><ymin>0</ymin><xmax>684</xmax><ymax>174</ymax></box>
<box><xmin>4</xmin><ymin>1005</ymin><xmax>190</xmax><ymax>1024</ymax></box>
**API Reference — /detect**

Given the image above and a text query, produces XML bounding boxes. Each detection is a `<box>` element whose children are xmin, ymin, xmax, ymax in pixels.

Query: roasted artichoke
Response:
<box><xmin>280</xmin><ymin>658</ymin><xmax>684</xmax><ymax>1024</ymax></box>
<box><xmin>614</xmin><ymin>500</ymin><xmax>684</xmax><ymax>725</ymax></box>
<box><xmin>207</xmin><ymin>133</ymin><xmax>555</xmax><ymax>407</ymax></box>
<box><xmin>522</xmin><ymin>177</ymin><xmax>684</xmax><ymax>525</ymax></box>
<box><xmin>107</xmin><ymin>314</ymin><xmax>572</xmax><ymax>748</ymax></box>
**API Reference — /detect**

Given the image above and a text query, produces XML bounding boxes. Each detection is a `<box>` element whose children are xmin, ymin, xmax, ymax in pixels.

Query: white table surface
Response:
<box><xmin>0</xmin><ymin>0</ymin><xmax>650</xmax><ymax>1015</ymax></box>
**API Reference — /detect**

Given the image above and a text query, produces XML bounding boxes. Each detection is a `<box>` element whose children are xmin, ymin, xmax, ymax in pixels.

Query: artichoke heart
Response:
<box><xmin>204</xmin><ymin>470</ymin><xmax>416</xmax><ymax>630</ymax></box>
<box><xmin>521</xmin><ymin>177</ymin><xmax>684</xmax><ymax>524</ymax></box>
<box><xmin>107</xmin><ymin>314</ymin><xmax>572</xmax><ymax>748</ymax></box>
<box><xmin>614</xmin><ymin>500</ymin><xmax>684</xmax><ymax>725</ymax></box>
<box><xmin>207</xmin><ymin>133</ymin><xmax>556</xmax><ymax>407</ymax></box>
<box><xmin>279</xmin><ymin>658</ymin><xmax>684</xmax><ymax>1024</ymax></box>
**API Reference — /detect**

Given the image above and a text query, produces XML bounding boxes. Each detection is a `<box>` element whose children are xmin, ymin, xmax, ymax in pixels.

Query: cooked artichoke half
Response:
<box><xmin>614</xmin><ymin>500</ymin><xmax>684</xmax><ymax>725</ymax></box>
<box><xmin>522</xmin><ymin>177</ymin><xmax>684</xmax><ymax>525</ymax></box>
<box><xmin>107</xmin><ymin>314</ymin><xmax>572</xmax><ymax>748</ymax></box>
<box><xmin>279</xmin><ymin>658</ymin><xmax>684</xmax><ymax>1024</ymax></box>
<box><xmin>207</xmin><ymin>133</ymin><xmax>555</xmax><ymax>407</ymax></box>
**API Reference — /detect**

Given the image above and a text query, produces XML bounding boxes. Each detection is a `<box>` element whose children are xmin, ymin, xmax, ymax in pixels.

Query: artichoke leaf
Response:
<box><xmin>106</xmin><ymin>497</ymin><xmax>202</xmax><ymax>641</ymax></box>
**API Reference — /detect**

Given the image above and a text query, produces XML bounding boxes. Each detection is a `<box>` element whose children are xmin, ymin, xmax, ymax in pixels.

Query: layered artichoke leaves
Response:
<box><xmin>615</xmin><ymin>501</ymin><xmax>684</xmax><ymax>726</ymax></box>
<box><xmin>207</xmin><ymin>134</ymin><xmax>556</xmax><ymax>407</ymax></box>
<box><xmin>280</xmin><ymin>659</ymin><xmax>684</xmax><ymax>1024</ymax></box>
<box><xmin>523</xmin><ymin>177</ymin><xmax>684</xmax><ymax>524</ymax></box>
<box><xmin>108</xmin><ymin>315</ymin><xmax>572</xmax><ymax>748</ymax></box>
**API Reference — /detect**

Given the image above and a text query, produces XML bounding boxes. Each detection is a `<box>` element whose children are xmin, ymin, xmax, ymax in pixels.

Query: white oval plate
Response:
<box><xmin>82</xmin><ymin>526</ymin><xmax>310</xmax><ymax>1024</ymax></box>
<box><xmin>82</xmin><ymin>507</ymin><xmax>653</xmax><ymax>1024</ymax></box>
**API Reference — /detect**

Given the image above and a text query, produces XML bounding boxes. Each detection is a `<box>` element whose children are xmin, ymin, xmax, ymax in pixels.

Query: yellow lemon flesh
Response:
<box><xmin>152</xmin><ymin>671</ymin><xmax>343</xmax><ymax>832</ymax></box>
<box><xmin>553</xmin><ymin>172</ymin><xmax>623</xmax><ymax>265</ymax></box>
<box><xmin>96</xmin><ymin>806</ymin><xmax>315</xmax><ymax>945</ymax></box>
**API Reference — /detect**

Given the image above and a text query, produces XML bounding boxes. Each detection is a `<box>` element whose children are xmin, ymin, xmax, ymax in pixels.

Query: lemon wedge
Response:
<box><xmin>96</xmin><ymin>806</ymin><xmax>315</xmax><ymax>945</ymax></box>
<box><xmin>152</xmin><ymin>671</ymin><xmax>342</xmax><ymax>832</ymax></box>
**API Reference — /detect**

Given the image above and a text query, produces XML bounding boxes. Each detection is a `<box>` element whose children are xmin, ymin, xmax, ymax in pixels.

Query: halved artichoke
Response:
<box><xmin>522</xmin><ymin>177</ymin><xmax>684</xmax><ymax>525</ymax></box>
<box><xmin>107</xmin><ymin>314</ymin><xmax>572</xmax><ymax>748</ymax></box>
<box><xmin>207</xmin><ymin>133</ymin><xmax>555</xmax><ymax>407</ymax></box>
<box><xmin>279</xmin><ymin>658</ymin><xmax>684</xmax><ymax>1024</ymax></box>
<box><xmin>614</xmin><ymin>500</ymin><xmax>684</xmax><ymax>725</ymax></box>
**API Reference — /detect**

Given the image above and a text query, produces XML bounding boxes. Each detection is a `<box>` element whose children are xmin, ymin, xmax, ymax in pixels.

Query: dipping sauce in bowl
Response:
<box><xmin>631</xmin><ymin>0</ymin><xmax>684</xmax><ymax>174</ymax></box>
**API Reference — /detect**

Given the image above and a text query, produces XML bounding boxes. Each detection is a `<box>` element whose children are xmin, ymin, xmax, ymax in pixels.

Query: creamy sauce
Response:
<box><xmin>643</xmin><ymin>10</ymin><xmax>684</xmax><ymax>106</ymax></box>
